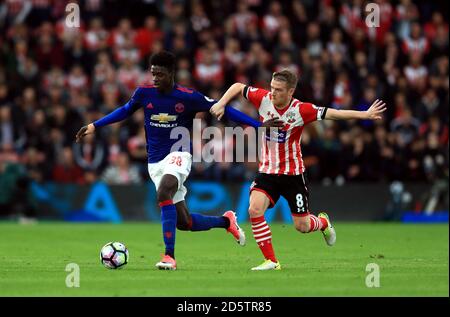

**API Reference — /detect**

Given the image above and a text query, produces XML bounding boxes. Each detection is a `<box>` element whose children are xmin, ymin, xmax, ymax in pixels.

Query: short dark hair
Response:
<box><xmin>272</xmin><ymin>69</ymin><xmax>298</xmax><ymax>89</ymax></box>
<box><xmin>150</xmin><ymin>51</ymin><xmax>176</xmax><ymax>72</ymax></box>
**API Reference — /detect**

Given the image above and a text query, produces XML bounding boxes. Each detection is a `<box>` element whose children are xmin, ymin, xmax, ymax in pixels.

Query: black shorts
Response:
<box><xmin>250</xmin><ymin>173</ymin><xmax>310</xmax><ymax>217</ymax></box>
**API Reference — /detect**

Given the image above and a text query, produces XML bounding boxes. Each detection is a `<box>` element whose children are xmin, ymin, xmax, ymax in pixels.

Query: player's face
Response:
<box><xmin>270</xmin><ymin>79</ymin><xmax>294</xmax><ymax>107</ymax></box>
<box><xmin>150</xmin><ymin>65</ymin><xmax>173</xmax><ymax>91</ymax></box>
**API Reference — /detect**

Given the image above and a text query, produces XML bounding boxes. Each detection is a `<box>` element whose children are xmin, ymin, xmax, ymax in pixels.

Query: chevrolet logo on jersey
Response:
<box><xmin>151</xmin><ymin>113</ymin><xmax>178</xmax><ymax>123</ymax></box>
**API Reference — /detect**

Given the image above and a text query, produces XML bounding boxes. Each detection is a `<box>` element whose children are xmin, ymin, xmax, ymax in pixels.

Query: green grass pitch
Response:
<box><xmin>0</xmin><ymin>222</ymin><xmax>448</xmax><ymax>296</ymax></box>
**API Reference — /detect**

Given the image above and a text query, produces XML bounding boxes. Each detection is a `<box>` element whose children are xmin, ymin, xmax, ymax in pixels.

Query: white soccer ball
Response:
<box><xmin>100</xmin><ymin>242</ymin><xmax>129</xmax><ymax>269</ymax></box>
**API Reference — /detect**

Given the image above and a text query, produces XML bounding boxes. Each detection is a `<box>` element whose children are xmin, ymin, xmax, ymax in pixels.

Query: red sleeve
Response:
<box><xmin>243</xmin><ymin>86</ymin><xmax>269</xmax><ymax>109</ymax></box>
<box><xmin>300</xmin><ymin>102</ymin><xmax>326</xmax><ymax>125</ymax></box>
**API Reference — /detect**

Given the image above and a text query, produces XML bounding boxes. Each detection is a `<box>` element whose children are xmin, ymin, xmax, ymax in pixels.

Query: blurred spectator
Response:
<box><xmin>52</xmin><ymin>147</ymin><xmax>84</xmax><ymax>184</ymax></box>
<box><xmin>117</xmin><ymin>56</ymin><xmax>142</xmax><ymax>95</ymax></box>
<box><xmin>190</xmin><ymin>1</ymin><xmax>210</xmax><ymax>34</ymax></box>
<box><xmin>64</xmin><ymin>35</ymin><xmax>93</xmax><ymax>74</ymax></box>
<box><xmin>328</xmin><ymin>28</ymin><xmax>347</xmax><ymax>58</ymax></box>
<box><xmin>230</xmin><ymin>2</ymin><xmax>258</xmax><ymax>37</ymax></box>
<box><xmin>43</xmin><ymin>66</ymin><xmax>66</xmax><ymax>90</ymax></box>
<box><xmin>109</xmin><ymin>18</ymin><xmax>135</xmax><ymax>53</ymax></box>
<box><xmin>0</xmin><ymin>105</ymin><xmax>25</xmax><ymax>151</ymax></box>
<box><xmin>304</xmin><ymin>22</ymin><xmax>323</xmax><ymax>58</ymax></box>
<box><xmin>395</xmin><ymin>0</ymin><xmax>420</xmax><ymax>41</ymax></box>
<box><xmin>135</xmin><ymin>16</ymin><xmax>163</xmax><ymax>58</ymax></box>
<box><xmin>17</xmin><ymin>56</ymin><xmax>39</xmax><ymax>88</ymax></box>
<box><xmin>404</xmin><ymin>52</ymin><xmax>428</xmax><ymax>93</ymax></box>
<box><xmin>415</xmin><ymin>89</ymin><xmax>443</xmax><ymax>121</ymax></box>
<box><xmin>67</xmin><ymin>65</ymin><xmax>89</xmax><ymax>92</ymax></box>
<box><xmin>72</xmin><ymin>133</ymin><xmax>106</xmax><ymax>171</ymax></box>
<box><xmin>402</xmin><ymin>22</ymin><xmax>429</xmax><ymax>56</ymax></box>
<box><xmin>274</xmin><ymin>49</ymin><xmax>300</xmax><ymax>77</ymax></box>
<box><xmin>93</xmin><ymin>51</ymin><xmax>114</xmax><ymax>86</ymax></box>
<box><xmin>161</xmin><ymin>0</ymin><xmax>187</xmax><ymax>35</ymax></box>
<box><xmin>332</xmin><ymin>71</ymin><xmax>351</xmax><ymax>109</ymax></box>
<box><xmin>430</xmin><ymin>25</ymin><xmax>449</xmax><ymax>57</ymax></box>
<box><xmin>423</xmin><ymin>132</ymin><xmax>448</xmax><ymax>181</ymax></box>
<box><xmin>391</xmin><ymin>108</ymin><xmax>421</xmax><ymax>146</ymax></box>
<box><xmin>84</xmin><ymin>17</ymin><xmax>110</xmax><ymax>52</ymax></box>
<box><xmin>262</xmin><ymin>1</ymin><xmax>284</xmax><ymax>39</ymax></box>
<box><xmin>429</xmin><ymin>56</ymin><xmax>449</xmax><ymax>96</ymax></box>
<box><xmin>22</xmin><ymin>146</ymin><xmax>48</xmax><ymax>183</ymax></box>
<box><xmin>224</xmin><ymin>37</ymin><xmax>245</xmax><ymax>69</ymax></box>
<box><xmin>35</xmin><ymin>33</ymin><xmax>64</xmax><ymax>71</ymax></box>
<box><xmin>101</xmin><ymin>152</ymin><xmax>142</xmax><ymax>185</ymax></box>
<box><xmin>194</xmin><ymin>46</ymin><xmax>224</xmax><ymax>89</ymax></box>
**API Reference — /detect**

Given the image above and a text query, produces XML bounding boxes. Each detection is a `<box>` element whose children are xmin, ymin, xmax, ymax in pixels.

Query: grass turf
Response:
<box><xmin>0</xmin><ymin>222</ymin><xmax>447</xmax><ymax>296</ymax></box>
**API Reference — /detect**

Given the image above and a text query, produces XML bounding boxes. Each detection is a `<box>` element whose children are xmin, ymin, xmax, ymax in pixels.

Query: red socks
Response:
<box><xmin>309</xmin><ymin>214</ymin><xmax>328</xmax><ymax>232</ymax></box>
<box><xmin>251</xmin><ymin>215</ymin><xmax>277</xmax><ymax>263</ymax></box>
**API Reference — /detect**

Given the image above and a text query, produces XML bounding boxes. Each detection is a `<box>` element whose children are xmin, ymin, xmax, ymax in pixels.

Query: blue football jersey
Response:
<box><xmin>130</xmin><ymin>84</ymin><xmax>216</xmax><ymax>163</ymax></box>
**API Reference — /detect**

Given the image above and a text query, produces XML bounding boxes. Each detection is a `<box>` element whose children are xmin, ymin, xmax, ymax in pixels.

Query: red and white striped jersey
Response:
<box><xmin>243</xmin><ymin>86</ymin><xmax>327</xmax><ymax>175</ymax></box>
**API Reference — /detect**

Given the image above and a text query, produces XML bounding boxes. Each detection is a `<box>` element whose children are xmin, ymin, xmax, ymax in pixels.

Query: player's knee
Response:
<box><xmin>248</xmin><ymin>206</ymin><xmax>264</xmax><ymax>218</ymax></box>
<box><xmin>157</xmin><ymin>184</ymin><xmax>177</xmax><ymax>203</ymax></box>
<box><xmin>295</xmin><ymin>222</ymin><xmax>310</xmax><ymax>233</ymax></box>
<box><xmin>157</xmin><ymin>175</ymin><xmax>179</xmax><ymax>203</ymax></box>
<box><xmin>157</xmin><ymin>189</ymin><xmax>173</xmax><ymax>203</ymax></box>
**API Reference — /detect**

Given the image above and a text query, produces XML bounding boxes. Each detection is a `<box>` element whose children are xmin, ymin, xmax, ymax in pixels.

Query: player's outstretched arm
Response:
<box><xmin>210</xmin><ymin>83</ymin><xmax>246</xmax><ymax>120</ymax></box>
<box><xmin>324</xmin><ymin>99</ymin><xmax>387</xmax><ymax>121</ymax></box>
<box><xmin>75</xmin><ymin>98</ymin><xmax>141</xmax><ymax>143</ymax></box>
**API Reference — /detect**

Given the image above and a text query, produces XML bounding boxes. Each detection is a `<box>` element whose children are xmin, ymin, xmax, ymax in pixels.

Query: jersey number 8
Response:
<box><xmin>296</xmin><ymin>193</ymin><xmax>305</xmax><ymax>212</ymax></box>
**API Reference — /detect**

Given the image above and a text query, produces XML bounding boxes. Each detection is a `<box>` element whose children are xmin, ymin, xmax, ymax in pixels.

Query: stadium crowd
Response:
<box><xmin>0</xmin><ymin>0</ymin><xmax>448</xmax><ymax>194</ymax></box>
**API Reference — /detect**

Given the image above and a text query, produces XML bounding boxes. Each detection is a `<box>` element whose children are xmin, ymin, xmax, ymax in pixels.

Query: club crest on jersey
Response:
<box><xmin>286</xmin><ymin>111</ymin><xmax>296</xmax><ymax>124</ymax></box>
<box><xmin>151</xmin><ymin>113</ymin><xmax>177</xmax><ymax>123</ymax></box>
<box><xmin>175</xmin><ymin>103</ymin><xmax>185</xmax><ymax>113</ymax></box>
<box><xmin>146</xmin><ymin>102</ymin><xmax>154</xmax><ymax>109</ymax></box>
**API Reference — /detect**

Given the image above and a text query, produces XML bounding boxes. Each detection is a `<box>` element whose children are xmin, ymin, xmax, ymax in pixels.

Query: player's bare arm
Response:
<box><xmin>324</xmin><ymin>99</ymin><xmax>387</xmax><ymax>121</ymax></box>
<box><xmin>210</xmin><ymin>83</ymin><xmax>284</xmax><ymax>128</ymax></box>
<box><xmin>75</xmin><ymin>123</ymin><xmax>96</xmax><ymax>143</ymax></box>
<box><xmin>210</xmin><ymin>83</ymin><xmax>245</xmax><ymax>120</ymax></box>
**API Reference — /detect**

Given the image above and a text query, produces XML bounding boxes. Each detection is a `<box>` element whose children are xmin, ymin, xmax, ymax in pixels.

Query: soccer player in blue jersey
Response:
<box><xmin>75</xmin><ymin>51</ymin><xmax>282</xmax><ymax>270</ymax></box>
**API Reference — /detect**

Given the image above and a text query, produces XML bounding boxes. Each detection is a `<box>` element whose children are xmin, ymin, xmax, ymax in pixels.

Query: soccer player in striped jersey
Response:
<box><xmin>210</xmin><ymin>69</ymin><xmax>386</xmax><ymax>270</ymax></box>
<box><xmin>75</xmin><ymin>51</ymin><xmax>283</xmax><ymax>270</ymax></box>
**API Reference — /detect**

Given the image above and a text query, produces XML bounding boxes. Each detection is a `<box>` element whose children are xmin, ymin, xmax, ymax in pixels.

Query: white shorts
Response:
<box><xmin>147</xmin><ymin>151</ymin><xmax>192</xmax><ymax>204</ymax></box>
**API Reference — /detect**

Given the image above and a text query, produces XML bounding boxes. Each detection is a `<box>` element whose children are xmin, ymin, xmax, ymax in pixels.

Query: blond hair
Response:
<box><xmin>272</xmin><ymin>69</ymin><xmax>298</xmax><ymax>88</ymax></box>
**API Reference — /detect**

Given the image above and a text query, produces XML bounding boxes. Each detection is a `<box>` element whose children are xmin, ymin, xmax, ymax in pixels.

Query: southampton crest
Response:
<box><xmin>286</xmin><ymin>111</ymin><xmax>296</xmax><ymax>124</ymax></box>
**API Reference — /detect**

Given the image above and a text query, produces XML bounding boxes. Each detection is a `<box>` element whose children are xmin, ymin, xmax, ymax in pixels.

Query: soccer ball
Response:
<box><xmin>100</xmin><ymin>242</ymin><xmax>129</xmax><ymax>269</ymax></box>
